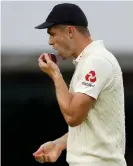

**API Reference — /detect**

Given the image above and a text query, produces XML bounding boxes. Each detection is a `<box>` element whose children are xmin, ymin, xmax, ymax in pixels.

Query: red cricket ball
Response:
<box><xmin>43</xmin><ymin>53</ymin><xmax>57</xmax><ymax>64</ymax></box>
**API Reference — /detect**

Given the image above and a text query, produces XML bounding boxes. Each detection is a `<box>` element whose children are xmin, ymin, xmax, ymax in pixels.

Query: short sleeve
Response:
<box><xmin>75</xmin><ymin>56</ymin><xmax>113</xmax><ymax>99</ymax></box>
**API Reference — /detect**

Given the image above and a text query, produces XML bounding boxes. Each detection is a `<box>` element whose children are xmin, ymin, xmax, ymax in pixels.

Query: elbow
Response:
<box><xmin>66</xmin><ymin>116</ymin><xmax>82</xmax><ymax>127</ymax></box>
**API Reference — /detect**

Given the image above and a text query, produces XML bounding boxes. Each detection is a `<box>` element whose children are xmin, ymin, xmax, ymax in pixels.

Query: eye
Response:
<box><xmin>50</xmin><ymin>32</ymin><xmax>55</xmax><ymax>37</ymax></box>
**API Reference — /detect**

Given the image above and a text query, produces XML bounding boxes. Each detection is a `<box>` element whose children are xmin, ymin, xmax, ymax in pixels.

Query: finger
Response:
<box><xmin>38</xmin><ymin>56</ymin><xmax>50</xmax><ymax>66</ymax></box>
<box><xmin>38</xmin><ymin>53</ymin><xmax>49</xmax><ymax>60</ymax></box>
<box><xmin>39</xmin><ymin>62</ymin><xmax>48</xmax><ymax>69</ymax></box>
<box><xmin>33</xmin><ymin>148</ymin><xmax>43</xmax><ymax>156</ymax></box>
<box><xmin>37</xmin><ymin>158</ymin><xmax>44</xmax><ymax>163</ymax></box>
<box><xmin>33</xmin><ymin>149</ymin><xmax>42</xmax><ymax>155</ymax></box>
<box><xmin>39</xmin><ymin>155</ymin><xmax>45</xmax><ymax>163</ymax></box>
<box><xmin>32</xmin><ymin>153</ymin><xmax>36</xmax><ymax>156</ymax></box>
<box><xmin>33</xmin><ymin>153</ymin><xmax>42</xmax><ymax>158</ymax></box>
<box><xmin>47</xmin><ymin>155</ymin><xmax>55</xmax><ymax>163</ymax></box>
<box><xmin>33</xmin><ymin>152</ymin><xmax>39</xmax><ymax>156</ymax></box>
<box><xmin>38</xmin><ymin>56</ymin><xmax>44</xmax><ymax>63</ymax></box>
<box><xmin>39</xmin><ymin>154</ymin><xmax>50</xmax><ymax>163</ymax></box>
<box><xmin>38</xmin><ymin>53</ymin><xmax>44</xmax><ymax>62</ymax></box>
<box><xmin>43</xmin><ymin>155</ymin><xmax>55</xmax><ymax>163</ymax></box>
<box><xmin>38</xmin><ymin>53</ymin><xmax>48</xmax><ymax>63</ymax></box>
<box><xmin>34</xmin><ymin>154</ymin><xmax>40</xmax><ymax>160</ymax></box>
<box><xmin>35</xmin><ymin>155</ymin><xmax>44</xmax><ymax>163</ymax></box>
<box><xmin>56</xmin><ymin>61</ymin><xmax>60</xmax><ymax>66</ymax></box>
<box><xmin>45</xmin><ymin>54</ymin><xmax>52</xmax><ymax>64</ymax></box>
<box><xmin>42</xmin><ymin>155</ymin><xmax>49</xmax><ymax>162</ymax></box>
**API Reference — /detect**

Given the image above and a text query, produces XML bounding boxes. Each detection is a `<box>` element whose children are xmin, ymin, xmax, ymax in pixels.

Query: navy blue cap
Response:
<box><xmin>35</xmin><ymin>3</ymin><xmax>88</xmax><ymax>29</ymax></box>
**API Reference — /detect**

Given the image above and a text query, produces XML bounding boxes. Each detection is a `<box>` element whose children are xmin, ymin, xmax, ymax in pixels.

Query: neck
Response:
<box><xmin>72</xmin><ymin>36</ymin><xmax>93</xmax><ymax>58</ymax></box>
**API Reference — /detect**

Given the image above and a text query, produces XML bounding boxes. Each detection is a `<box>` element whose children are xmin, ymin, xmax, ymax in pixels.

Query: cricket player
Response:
<box><xmin>33</xmin><ymin>3</ymin><xmax>127</xmax><ymax>166</ymax></box>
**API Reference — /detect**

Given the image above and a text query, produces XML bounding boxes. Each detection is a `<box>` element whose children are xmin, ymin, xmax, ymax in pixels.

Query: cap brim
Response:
<box><xmin>35</xmin><ymin>22</ymin><xmax>55</xmax><ymax>29</ymax></box>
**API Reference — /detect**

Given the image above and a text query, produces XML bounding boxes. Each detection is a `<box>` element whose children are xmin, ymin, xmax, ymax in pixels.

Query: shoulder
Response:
<box><xmin>84</xmin><ymin>47</ymin><xmax>122</xmax><ymax>72</ymax></box>
<box><xmin>83</xmin><ymin>54</ymin><xmax>114</xmax><ymax>74</ymax></box>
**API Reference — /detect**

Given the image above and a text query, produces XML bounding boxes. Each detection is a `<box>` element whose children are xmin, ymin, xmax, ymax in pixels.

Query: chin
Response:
<box><xmin>58</xmin><ymin>53</ymin><xmax>66</xmax><ymax>60</ymax></box>
<box><xmin>60</xmin><ymin>56</ymin><xmax>66</xmax><ymax>60</ymax></box>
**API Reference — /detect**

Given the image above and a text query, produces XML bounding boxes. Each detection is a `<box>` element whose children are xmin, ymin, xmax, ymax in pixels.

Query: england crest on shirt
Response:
<box><xmin>82</xmin><ymin>70</ymin><xmax>96</xmax><ymax>87</ymax></box>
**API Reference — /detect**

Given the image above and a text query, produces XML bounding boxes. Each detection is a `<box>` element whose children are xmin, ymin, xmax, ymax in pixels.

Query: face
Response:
<box><xmin>47</xmin><ymin>25</ymin><xmax>74</xmax><ymax>60</ymax></box>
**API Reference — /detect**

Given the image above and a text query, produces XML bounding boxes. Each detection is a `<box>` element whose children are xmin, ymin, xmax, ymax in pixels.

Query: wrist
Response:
<box><xmin>53</xmin><ymin>140</ymin><xmax>66</xmax><ymax>151</ymax></box>
<box><xmin>52</xmin><ymin>72</ymin><xmax>63</xmax><ymax>84</ymax></box>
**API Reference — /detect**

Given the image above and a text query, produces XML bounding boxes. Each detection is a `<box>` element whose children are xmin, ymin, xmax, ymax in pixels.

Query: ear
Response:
<box><xmin>67</xmin><ymin>26</ymin><xmax>75</xmax><ymax>38</ymax></box>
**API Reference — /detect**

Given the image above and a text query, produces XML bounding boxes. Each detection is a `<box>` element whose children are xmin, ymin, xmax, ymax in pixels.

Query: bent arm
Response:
<box><xmin>53</xmin><ymin>133</ymin><xmax>68</xmax><ymax>151</ymax></box>
<box><xmin>53</xmin><ymin>73</ymin><xmax>94</xmax><ymax>127</ymax></box>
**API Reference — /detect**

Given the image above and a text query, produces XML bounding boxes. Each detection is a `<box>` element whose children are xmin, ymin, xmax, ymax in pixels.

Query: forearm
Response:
<box><xmin>53</xmin><ymin>133</ymin><xmax>68</xmax><ymax>150</ymax></box>
<box><xmin>53</xmin><ymin>73</ymin><xmax>73</xmax><ymax>122</ymax></box>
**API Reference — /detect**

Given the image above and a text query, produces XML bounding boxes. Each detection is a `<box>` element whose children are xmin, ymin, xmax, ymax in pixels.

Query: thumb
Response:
<box><xmin>32</xmin><ymin>146</ymin><xmax>43</xmax><ymax>156</ymax></box>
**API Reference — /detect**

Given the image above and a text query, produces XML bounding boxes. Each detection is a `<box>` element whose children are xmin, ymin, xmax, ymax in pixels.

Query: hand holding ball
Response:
<box><xmin>43</xmin><ymin>53</ymin><xmax>57</xmax><ymax>64</ymax></box>
<box><xmin>38</xmin><ymin>53</ymin><xmax>60</xmax><ymax>78</ymax></box>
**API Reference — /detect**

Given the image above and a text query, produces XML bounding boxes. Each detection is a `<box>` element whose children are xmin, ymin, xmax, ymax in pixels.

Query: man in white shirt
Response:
<box><xmin>33</xmin><ymin>3</ymin><xmax>127</xmax><ymax>166</ymax></box>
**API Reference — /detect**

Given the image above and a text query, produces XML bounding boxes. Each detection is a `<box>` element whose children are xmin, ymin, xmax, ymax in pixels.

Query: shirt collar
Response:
<box><xmin>73</xmin><ymin>40</ymin><xmax>104</xmax><ymax>67</ymax></box>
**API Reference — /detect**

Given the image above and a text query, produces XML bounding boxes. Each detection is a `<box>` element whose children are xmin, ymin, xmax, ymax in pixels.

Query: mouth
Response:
<box><xmin>53</xmin><ymin>47</ymin><xmax>58</xmax><ymax>50</ymax></box>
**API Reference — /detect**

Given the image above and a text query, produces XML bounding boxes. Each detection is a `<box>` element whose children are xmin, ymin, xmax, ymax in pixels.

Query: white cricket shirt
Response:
<box><xmin>66</xmin><ymin>40</ymin><xmax>126</xmax><ymax>166</ymax></box>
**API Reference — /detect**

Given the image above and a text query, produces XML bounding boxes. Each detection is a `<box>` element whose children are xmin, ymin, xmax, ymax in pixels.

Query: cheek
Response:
<box><xmin>61</xmin><ymin>37</ymin><xmax>70</xmax><ymax>48</ymax></box>
<box><xmin>55</xmin><ymin>36</ymin><xmax>70</xmax><ymax>51</ymax></box>
<box><xmin>56</xmin><ymin>38</ymin><xmax>66</xmax><ymax>48</ymax></box>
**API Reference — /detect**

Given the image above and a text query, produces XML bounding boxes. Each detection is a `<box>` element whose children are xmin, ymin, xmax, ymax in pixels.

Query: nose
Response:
<box><xmin>49</xmin><ymin>36</ymin><xmax>54</xmax><ymax>46</ymax></box>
